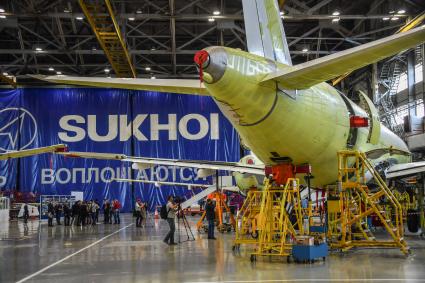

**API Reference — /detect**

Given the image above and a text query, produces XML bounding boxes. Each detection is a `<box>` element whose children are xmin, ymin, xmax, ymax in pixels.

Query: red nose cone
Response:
<box><xmin>194</xmin><ymin>50</ymin><xmax>209</xmax><ymax>66</ymax></box>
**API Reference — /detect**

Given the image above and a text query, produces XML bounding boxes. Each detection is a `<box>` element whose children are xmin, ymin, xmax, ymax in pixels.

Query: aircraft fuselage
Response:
<box><xmin>200</xmin><ymin>46</ymin><xmax>410</xmax><ymax>187</ymax></box>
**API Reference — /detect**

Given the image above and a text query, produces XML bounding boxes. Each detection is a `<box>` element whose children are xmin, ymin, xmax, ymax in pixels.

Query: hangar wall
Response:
<box><xmin>0</xmin><ymin>88</ymin><xmax>241</xmax><ymax>211</ymax></box>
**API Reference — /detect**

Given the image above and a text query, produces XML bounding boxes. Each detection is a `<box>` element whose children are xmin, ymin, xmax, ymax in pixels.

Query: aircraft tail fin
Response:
<box><xmin>262</xmin><ymin>26</ymin><xmax>425</xmax><ymax>90</ymax></box>
<box><xmin>242</xmin><ymin>0</ymin><xmax>292</xmax><ymax>66</ymax></box>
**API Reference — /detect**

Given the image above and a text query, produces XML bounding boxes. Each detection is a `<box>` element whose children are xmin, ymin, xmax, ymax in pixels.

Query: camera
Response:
<box><xmin>174</xmin><ymin>196</ymin><xmax>183</xmax><ymax>204</ymax></box>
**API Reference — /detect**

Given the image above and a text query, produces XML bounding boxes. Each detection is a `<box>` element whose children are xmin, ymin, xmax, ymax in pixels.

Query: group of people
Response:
<box><xmin>46</xmin><ymin>200</ymin><xmax>104</xmax><ymax>227</ymax></box>
<box><xmin>102</xmin><ymin>199</ymin><xmax>122</xmax><ymax>224</ymax></box>
<box><xmin>43</xmin><ymin>195</ymin><xmax>219</xmax><ymax>244</ymax></box>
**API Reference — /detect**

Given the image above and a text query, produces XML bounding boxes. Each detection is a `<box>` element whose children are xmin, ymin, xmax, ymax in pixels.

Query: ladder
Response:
<box><xmin>233</xmin><ymin>188</ymin><xmax>263</xmax><ymax>246</ymax></box>
<box><xmin>250</xmin><ymin>178</ymin><xmax>303</xmax><ymax>260</ymax></box>
<box><xmin>331</xmin><ymin>150</ymin><xmax>409</xmax><ymax>255</ymax></box>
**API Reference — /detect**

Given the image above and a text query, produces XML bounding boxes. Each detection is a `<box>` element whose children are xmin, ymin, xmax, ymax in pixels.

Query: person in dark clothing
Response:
<box><xmin>71</xmin><ymin>201</ymin><xmax>79</xmax><ymax>225</ymax></box>
<box><xmin>135</xmin><ymin>199</ymin><xmax>142</xmax><ymax>227</ymax></box>
<box><xmin>95</xmin><ymin>200</ymin><xmax>100</xmax><ymax>223</ymax></box>
<box><xmin>79</xmin><ymin>201</ymin><xmax>87</xmax><ymax>226</ymax></box>
<box><xmin>47</xmin><ymin>202</ymin><xmax>54</xmax><ymax>227</ymax></box>
<box><xmin>63</xmin><ymin>203</ymin><xmax>71</xmax><ymax>226</ymax></box>
<box><xmin>205</xmin><ymin>199</ymin><xmax>216</xmax><ymax>240</ymax></box>
<box><xmin>23</xmin><ymin>203</ymin><xmax>29</xmax><ymax>223</ymax></box>
<box><xmin>103</xmin><ymin>200</ymin><xmax>110</xmax><ymax>224</ymax></box>
<box><xmin>54</xmin><ymin>203</ymin><xmax>62</xmax><ymax>225</ymax></box>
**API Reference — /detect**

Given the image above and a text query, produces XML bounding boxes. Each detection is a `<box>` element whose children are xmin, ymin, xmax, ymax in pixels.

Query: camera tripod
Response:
<box><xmin>176</xmin><ymin>205</ymin><xmax>195</xmax><ymax>243</ymax></box>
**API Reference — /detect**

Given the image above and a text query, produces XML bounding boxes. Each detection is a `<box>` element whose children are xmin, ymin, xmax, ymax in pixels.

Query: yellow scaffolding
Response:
<box><xmin>233</xmin><ymin>188</ymin><xmax>263</xmax><ymax>246</ymax></box>
<box><xmin>79</xmin><ymin>0</ymin><xmax>136</xmax><ymax>78</ymax></box>
<box><xmin>233</xmin><ymin>178</ymin><xmax>306</xmax><ymax>261</ymax></box>
<box><xmin>328</xmin><ymin>150</ymin><xmax>409</xmax><ymax>255</ymax></box>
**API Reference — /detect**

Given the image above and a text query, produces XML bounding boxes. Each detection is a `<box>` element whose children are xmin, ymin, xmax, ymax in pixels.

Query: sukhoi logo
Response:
<box><xmin>0</xmin><ymin>108</ymin><xmax>37</xmax><ymax>152</ymax></box>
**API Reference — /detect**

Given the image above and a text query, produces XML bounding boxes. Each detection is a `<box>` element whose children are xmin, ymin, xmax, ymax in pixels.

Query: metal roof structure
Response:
<box><xmin>0</xmin><ymin>0</ymin><xmax>422</xmax><ymax>81</ymax></box>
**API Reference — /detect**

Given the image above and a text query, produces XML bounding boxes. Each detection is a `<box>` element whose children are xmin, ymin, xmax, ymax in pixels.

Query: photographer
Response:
<box><xmin>205</xmin><ymin>199</ymin><xmax>216</xmax><ymax>240</ymax></box>
<box><xmin>163</xmin><ymin>196</ymin><xmax>178</xmax><ymax>246</ymax></box>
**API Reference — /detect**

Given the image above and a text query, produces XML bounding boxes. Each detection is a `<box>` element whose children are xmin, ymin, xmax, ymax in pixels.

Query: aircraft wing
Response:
<box><xmin>386</xmin><ymin>161</ymin><xmax>425</xmax><ymax>179</ymax></box>
<box><xmin>0</xmin><ymin>144</ymin><xmax>68</xmax><ymax>160</ymax></box>
<box><xmin>57</xmin><ymin>151</ymin><xmax>265</xmax><ymax>175</ymax></box>
<box><xmin>261</xmin><ymin>26</ymin><xmax>425</xmax><ymax>90</ymax></box>
<box><xmin>31</xmin><ymin>75</ymin><xmax>209</xmax><ymax>96</ymax></box>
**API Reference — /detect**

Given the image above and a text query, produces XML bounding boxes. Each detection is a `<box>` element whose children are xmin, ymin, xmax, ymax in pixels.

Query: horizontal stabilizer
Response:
<box><xmin>32</xmin><ymin>75</ymin><xmax>209</xmax><ymax>96</ymax></box>
<box><xmin>262</xmin><ymin>26</ymin><xmax>425</xmax><ymax>89</ymax></box>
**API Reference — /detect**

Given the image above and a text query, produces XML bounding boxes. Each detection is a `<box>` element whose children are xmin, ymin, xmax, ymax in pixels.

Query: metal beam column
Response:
<box><xmin>407</xmin><ymin>50</ymin><xmax>416</xmax><ymax>117</ymax></box>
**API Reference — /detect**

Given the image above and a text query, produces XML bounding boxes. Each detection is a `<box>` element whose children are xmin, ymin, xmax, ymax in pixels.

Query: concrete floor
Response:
<box><xmin>1</xmin><ymin>214</ymin><xmax>425</xmax><ymax>283</ymax></box>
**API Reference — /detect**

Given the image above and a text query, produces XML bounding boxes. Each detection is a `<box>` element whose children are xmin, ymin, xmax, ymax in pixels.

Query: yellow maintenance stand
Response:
<box><xmin>328</xmin><ymin>150</ymin><xmax>409</xmax><ymax>255</ymax></box>
<box><xmin>232</xmin><ymin>188</ymin><xmax>263</xmax><ymax>246</ymax></box>
<box><xmin>233</xmin><ymin>175</ymin><xmax>307</xmax><ymax>262</ymax></box>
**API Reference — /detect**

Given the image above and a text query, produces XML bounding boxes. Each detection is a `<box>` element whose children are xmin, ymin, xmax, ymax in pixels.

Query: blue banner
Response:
<box><xmin>0</xmin><ymin>88</ymin><xmax>240</xmax><ymax>211</ymax></box>
<box><xmin>0</xmin><ymin>89</ymin><xmax>22</xmax><ymax>190</ymax></box>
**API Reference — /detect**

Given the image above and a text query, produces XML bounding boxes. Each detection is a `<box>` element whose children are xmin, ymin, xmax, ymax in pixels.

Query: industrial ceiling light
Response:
<box><xmin>56</xmin><ymin>71</ymin><xmax>62</xmax><ymax>75</ymax></box>
<box><xmin>151</xmin><ymin>76</ymin><xmax>156</xmax><ymax>80</ymax></box>
<box><xmin>92</xmin><ymin>47</ymin><xmax>97</xmax><ymax>51</ymax></box>
<box><xmin>136</xmin><ymin>9</ymin><xmax>142</xmax><ymax>14</ymax></box>
<box><xmin>332</xmin><ymin>11</ymin><xmax>340</xmax><ymax>16</ymax></box>
<box><xmin>145</xmin><ymin>67</ymin><xmax>151</xmax><ymax>71</ymax></box>
<box><xmin>302</xmin><ymin>48</ymin><xmax>308</xmax><ymax>52</ymax></box>
<box><xmin>151</xmin><ymin>47</ymin><xmax>156</xmax><ymax>51</ymax></box>
<box><xmin>0</xmin><ymin>8</ymin><xmax>5</xmax><ymax>13</ymax></box>
<box><xmin>208</xmin><ymin>18</ymin><xmax>215</xmax><ymax>22</ymax></box>
<box><xmin>0</xmin><ymin>15</ymin><xmax>6</xmax><ymax>19</ymax></box>
<box><xmin>104</xmin><ymin>68</ymin><xmax>110</xmax><ymax>73</ymax></box>
<box><xmin>63</xmin><ymin>8</ymin><xmax>70</xmax><ymax>13</ymax></box>
<box><xmin>128</xmin><ymin>17</ymin><xmax>135</xmax><ymax>21</ymax></box>
<box><xmin>391</xmin><ymin>17</ymin><xmax>399</xmax><ymax>21</ymax></box>
<box><xmin>332</xmin><ymin>17</ymin><xmax>340</xmax><ymax>23</ymax></box>
<box><xmin>2</xmin><ymin>72</ymin><xmax>8</xmax><ymax>76</ymax></box>
<box><xmin>213</xmin><ymin>10</ymin><xmax>220</xmax><ymax>15</ymax></box>
<box><xmin>382</xmin><ymin>17</ymin><xmax>390</xmax><ymax>21</ymax></box>
<box><xmin>35</xmin><ymin>47</ymin><xmax>43</xmax><ymax>51</ymax></box>
<box><xmin>389</xmin><ymin>10</ymin><xmax>395</xmax><ymax>14</ymax></box>
<box><xmin>397</xmin><ymin>9</ymin><xmax>406</xmax><ymax>14</ymax></box>
<box><xmin>76</xmin><ymin>16</ymin><xmax>83</xmax><ymax>20</ymax></box>
<box><xmin>48</xmin><ymin>67</ymin><xmax>54</xmax><ymax>71</ymax></box>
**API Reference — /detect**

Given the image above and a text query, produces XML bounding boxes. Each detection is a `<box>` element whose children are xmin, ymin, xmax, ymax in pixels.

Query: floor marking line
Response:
<box><xmin>184</xmin><ymin>280</ymin><xmax>425</xmax><ymax>283</ymax></box>
<box><xmin>16</xmin><ymin>223</ymin><xmax>133</xmax><ymax>283</ymax></box>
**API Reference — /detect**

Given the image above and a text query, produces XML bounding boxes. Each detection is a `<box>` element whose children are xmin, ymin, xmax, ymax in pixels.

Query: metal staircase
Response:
<box><xmin>233</xmin><ymin>189</ymin><xmax>263</xmax><ymax>245</ymax></box>
<box><xmin>329</xmin><ymin>150</ymin><xmax>409</xmax><ymax>255</ymax></box>
<box><xmin>233</xmin><ymin>178</ymin><xmax>306</xmax><ymax>261</ymax></box>
<box><xmin>377</xmin><ymin>58</ymin><xmax>405</xmax><ymax>136</ymax></box>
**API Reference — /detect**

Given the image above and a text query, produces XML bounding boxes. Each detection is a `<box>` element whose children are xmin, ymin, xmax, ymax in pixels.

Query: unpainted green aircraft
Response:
<box><xmin>36</xmin><ymin>0</ymin><xmax>425</xmax><ymax>189</ymax></box>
